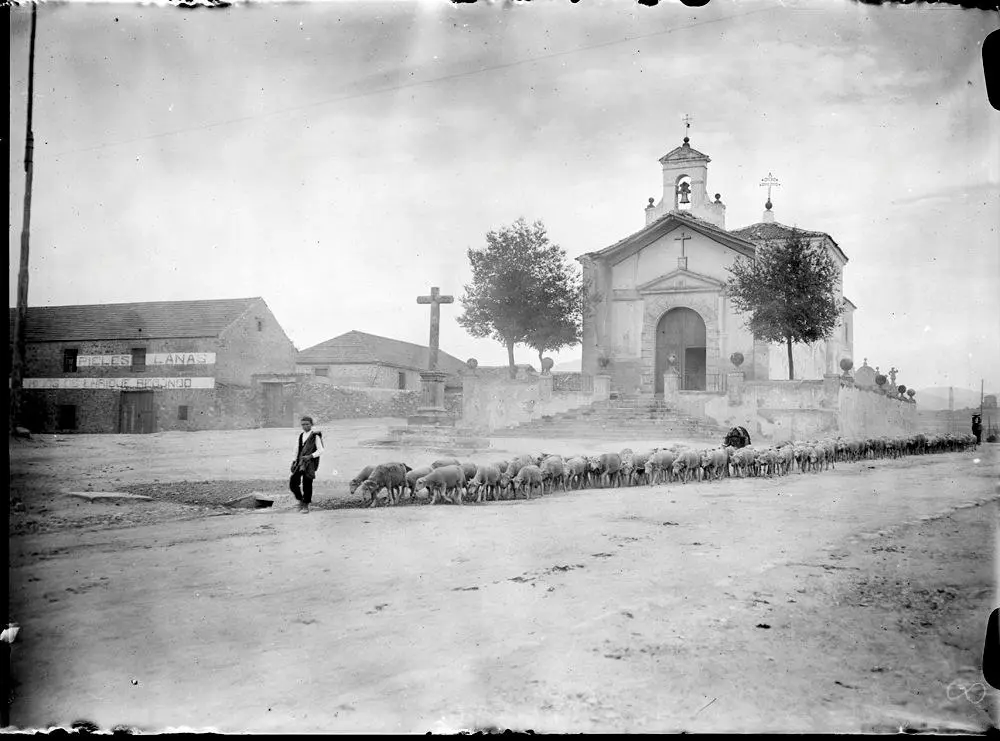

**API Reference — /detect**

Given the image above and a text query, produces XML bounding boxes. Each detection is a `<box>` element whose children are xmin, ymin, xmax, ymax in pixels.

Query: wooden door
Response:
<box><xmin>120</xmin><ymin>391</ymin><xmax>156</xmax><ymax>433</ymax></box>
<box><xmin>654</xmin><ymin>307</ymin><xmax>707</xmax><ymax>393</ymax></box>
<box><xmin>262</xmin><ymin>383</ymin><xmax>286</xmax><ymax>428</ymax></box>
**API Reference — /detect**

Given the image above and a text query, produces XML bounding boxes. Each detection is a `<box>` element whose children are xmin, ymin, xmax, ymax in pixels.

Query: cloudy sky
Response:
<box><xmin>8</xmin><ymin>0</ymin><xmax>998</xmax><ymax>393</ymax></box>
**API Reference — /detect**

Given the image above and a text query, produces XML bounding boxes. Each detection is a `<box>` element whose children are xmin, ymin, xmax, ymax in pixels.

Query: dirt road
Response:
<box><xmin>7</xmin><ymin>426</ymin><xmax>999</xmax><ymax>733</ymax></box>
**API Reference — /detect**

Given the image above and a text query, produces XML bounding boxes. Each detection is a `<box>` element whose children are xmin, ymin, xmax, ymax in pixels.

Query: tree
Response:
<box><xmin>458</xmin><ymin>218</ymin><xmax>582</xmax><ymax>379</ymax></box>
<box><xmin>725</xmin><ymin>228</ymin><xmax>844</xmax><ymax>380</ymax></box>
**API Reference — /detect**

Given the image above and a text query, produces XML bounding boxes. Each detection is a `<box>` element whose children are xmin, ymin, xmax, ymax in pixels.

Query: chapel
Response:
<box><xmin>578</xmin><ymin>134</ymin><xmax>856</xmax><ymax>396</ymax></box>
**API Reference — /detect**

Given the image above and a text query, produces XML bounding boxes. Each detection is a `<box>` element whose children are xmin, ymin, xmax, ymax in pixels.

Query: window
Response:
<box><xmin>256</xmin><ymin>319</ymin><xmax>263</xmax><ymax>332</ymax></box>
<box><xmin>314</xmin><ymin>367</ymin><xmax>329</xmax><ymax>377</ymax></box>
<box><xmin>178</xmin><ymin>405</ymin><xmax>189</xmax><ymax>421</ymax></box>
<box><xmin>131</xmin><ymin>348</ymin><xmax>146</xmax><ymax>371</ymax></box>
<box><xmin>398</xmin><ymin>372</ymin><xmax>407</xmax><ymax>390</ymax></box>
<box><xmin>63</xmin><ymin>349</ymin><xmax>79</xmax><ymax>373</ymax></box>
<box><xmin>57</xmin><ymin>405</ymin><xmax>77</xmax><ymax>430</ymax></box>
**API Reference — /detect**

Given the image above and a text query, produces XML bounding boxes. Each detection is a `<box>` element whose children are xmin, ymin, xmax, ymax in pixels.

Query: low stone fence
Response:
<box><xmin>689</xmin><ymin>373</ymin><xmax>919</xmax><ymax>442</ymax></box>
<box><xmin>462</xmin><ymin>372</ymin><xmax>609</xmax><ymax>433</ymax></box>
<box><xmin>287</xmin><ymin>380</ymin><xmax>459</xmax><ymax>423</ymax></box>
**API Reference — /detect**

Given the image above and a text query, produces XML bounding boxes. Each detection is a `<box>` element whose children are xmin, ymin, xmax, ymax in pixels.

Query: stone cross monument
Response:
<box><xmin>410</xmin><ymin>286</ymin><xmax>455</xmax><ymax>426</ymax></box>
<box><xmin>416</xmin><ymin>286</ymin><xmax>454</xmax><ymax>371</ymax></box>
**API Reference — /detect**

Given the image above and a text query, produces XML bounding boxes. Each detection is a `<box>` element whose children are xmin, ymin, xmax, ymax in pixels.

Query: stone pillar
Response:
<box><xmin>539</xmin><ymin>374</ymin><xmax>553</xmax><ymax>403</ymax></box>
<box><xmin>663</xmin><ymin>370</ymin><xmax>680</xmax><ymax>405</ymax></box>
<box><xmin>822</xmin><ymin>373</ymin><xmax>840</xmax><ymax>408</ymax></box>
<box><xmin>594</xmin><ymin>374</ymin><xmax>612</xmax><ymax>400</ymax></box>
<box><xmin>727</xmin><ymin>371</ymin><xmax>744</xmax><ymax>406</ymax></box>
<box><xmin>461</xmin><ymin>373</ymin><xmax>479</xmax><ymax>426</ymax></box>
<box><xmin>408</xmin><ymin>370</ymin><xmax>451</xmax><ymax>426</ymax></box>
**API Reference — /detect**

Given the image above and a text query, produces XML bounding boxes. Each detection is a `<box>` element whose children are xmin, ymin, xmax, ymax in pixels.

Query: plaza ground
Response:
<box><xmin>7</xmin><ymin>421</ymin><xmax>999</xmax><ymax>733</ymax></box>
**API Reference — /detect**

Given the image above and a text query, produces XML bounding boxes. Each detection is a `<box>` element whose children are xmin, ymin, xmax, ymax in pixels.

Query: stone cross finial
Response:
<box><xmin>416</xmin><ymin>286</ymin><xmax>454</xmax><ymax>371</ymax></box>
<box><xmin>760</xmin><ymin>171</ymin><xmax>781</xmax><ymax>209</ymax></box>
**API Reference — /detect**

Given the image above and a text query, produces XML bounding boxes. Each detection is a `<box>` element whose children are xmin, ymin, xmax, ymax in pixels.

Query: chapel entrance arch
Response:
<box><xmin>654</xmin><ymin>307</ymin><xmax>707</xmax><ymax>393</ymax></box>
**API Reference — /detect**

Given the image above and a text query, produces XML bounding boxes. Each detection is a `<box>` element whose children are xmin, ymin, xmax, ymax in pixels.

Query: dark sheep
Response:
<box><xmin>357</xmin><ymin>462</ymin><xmax>410</xmax><ymax>507</ymax></box>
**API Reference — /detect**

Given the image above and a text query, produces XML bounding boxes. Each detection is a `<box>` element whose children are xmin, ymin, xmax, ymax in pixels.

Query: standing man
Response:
<box><xmin>972</xmin><ymin>414</ymin><xmax>983</xmax><ymax>446</ymax></box>
<box><xmin>290</xmin><ymin>416</ymin><xmax>324</xmax><ymax>513</ymax></box>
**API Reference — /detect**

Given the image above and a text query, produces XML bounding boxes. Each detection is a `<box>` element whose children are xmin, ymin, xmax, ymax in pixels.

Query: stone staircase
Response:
<box><xmin>490</xmin><ymin>395</ymin><xmax>730</xmax><ymax>441</ymax></box>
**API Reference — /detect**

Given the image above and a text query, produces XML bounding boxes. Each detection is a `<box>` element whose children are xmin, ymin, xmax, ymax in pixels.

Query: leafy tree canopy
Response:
<box><xmin>726</xmin><ymin>228</ymin><xmax>844</xmax><ymax>380</ymax></box>
<box><xmin>458</xmin><ymin>218</ymin><xmax>581</xmax><ymax>378</ymax></box>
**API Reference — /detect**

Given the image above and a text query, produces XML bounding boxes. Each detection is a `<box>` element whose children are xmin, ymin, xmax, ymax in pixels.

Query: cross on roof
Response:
<box><xmin>760</xmin><ymin>171</ymin><xmax>781</xmax><ymax>207</ymax></box>
<box><xmin>674</xmin><ymin>230</ymin><xmax>692</xmax><ymax>257</ymax></box>
<box><xmin>682</xmin><ymin>113</ymin><xmax>693</xmax><ymax>140</ymax></box>
<box><xmin>416</xmin><ymin>286</ymin><xmax>454</xmax><ymax>371</ymax></box>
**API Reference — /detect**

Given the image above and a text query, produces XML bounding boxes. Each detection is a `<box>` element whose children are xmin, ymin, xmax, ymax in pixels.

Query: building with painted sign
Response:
<box><xmin>9</xmin><ymin>297</ymin><xmax>296</xmax><ymax>433</ymax></box>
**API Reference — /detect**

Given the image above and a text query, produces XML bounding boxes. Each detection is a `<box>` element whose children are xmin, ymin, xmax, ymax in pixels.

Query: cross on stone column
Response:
<box><xmin>760</xmin><ymin>171</ymin><xmax>781</xmax><ymax>209</ymax></box>
<box><xmin>416</xmin><ymin>286</ymin><xmax>454</xmax><ymax>371</ymax></box>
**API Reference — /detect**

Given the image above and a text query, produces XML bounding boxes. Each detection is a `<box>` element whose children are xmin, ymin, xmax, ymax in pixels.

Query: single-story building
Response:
<box><xmin>295</xmin><ymin>330</ymin><xmax>467</xmax><ymax>391</ymax></box>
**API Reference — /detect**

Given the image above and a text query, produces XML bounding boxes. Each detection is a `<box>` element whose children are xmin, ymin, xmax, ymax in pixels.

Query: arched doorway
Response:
<box><xmin>654</xmin><ymin>307</ymin><xmax>707</xmax><ymax>393</ymax></box>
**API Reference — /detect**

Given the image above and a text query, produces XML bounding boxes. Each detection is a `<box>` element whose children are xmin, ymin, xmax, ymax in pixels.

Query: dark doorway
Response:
<box><xmin>120</xmin><ymin>391</ymin><xmax>156</xmax><ymax>433</ymax></box>
<box><xmin>654</xmin><ymin>307</ymin><xmax>707</xmax><ymax>393</ymax></box>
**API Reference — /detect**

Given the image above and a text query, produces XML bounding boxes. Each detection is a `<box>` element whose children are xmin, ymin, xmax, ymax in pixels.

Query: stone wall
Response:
<box><xmin>287</xmin><ymin>379</ymin><xmax>463</xmax><ymax>423</ymax></box>
<box><xmin>695</xmin><ymin>376</ymin><xmax>918</xmax><ymax>442</ymax></box>
<box><xmin>462</xmin><ymin>373</ymin><xmax>607</xmax><ymax>432</ymax></box>
<box><xmin>21</xmin><ymin>384</ymin><xmax>260</xmax><ymax>434</ymax></box>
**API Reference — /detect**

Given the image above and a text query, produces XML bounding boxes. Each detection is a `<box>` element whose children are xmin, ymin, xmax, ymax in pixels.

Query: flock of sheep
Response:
<box><xmin>348</xmin><ymin>431</ymin><xmax>979</xmax><ymax>508</ymax></box>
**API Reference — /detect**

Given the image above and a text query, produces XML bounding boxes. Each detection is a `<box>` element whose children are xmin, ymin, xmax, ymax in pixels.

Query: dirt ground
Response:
<box><xmin>7</xmin><ymin>420</ymin><xmax>999</xmax><ymax>733</ymax></box>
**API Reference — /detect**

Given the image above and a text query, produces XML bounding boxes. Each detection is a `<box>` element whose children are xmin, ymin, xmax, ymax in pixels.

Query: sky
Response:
<box><xmin>8</xmin><ymin>0</ymin><xmax>999</xmax><ymax>393</ymax></box>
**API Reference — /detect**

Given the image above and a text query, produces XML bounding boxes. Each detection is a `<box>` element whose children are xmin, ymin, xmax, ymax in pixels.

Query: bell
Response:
<box><xmin>679</xmin><ymin>191</ymin><xmax>690</xmax><ymax>204</ymax></box>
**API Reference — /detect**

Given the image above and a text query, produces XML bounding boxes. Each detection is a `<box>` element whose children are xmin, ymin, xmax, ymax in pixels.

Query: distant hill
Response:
<box><xmin>552</xmin><ymin>357</ymin><xmax>581</xmax><ymax>373</ymax></box>
<box><xmin>913</xmin><ymin>386</ymin><xmax>995</xmax><ymax>411</ymax></box>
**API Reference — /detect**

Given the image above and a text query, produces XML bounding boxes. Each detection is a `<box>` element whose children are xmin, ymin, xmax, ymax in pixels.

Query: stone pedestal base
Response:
<box><xmin>663</xmin><ymin>371</ymin><xmax>680</xmax><ymax>404</ymax></box>
<box><xmin>408</xmin><ymin>370</ymin><xmax>453</xmax><ymax>427</ymax></box>
<box><xmin>727</xmin><ymin>371</ymin><xmax>744</xmax><ymax>406</ymax></box>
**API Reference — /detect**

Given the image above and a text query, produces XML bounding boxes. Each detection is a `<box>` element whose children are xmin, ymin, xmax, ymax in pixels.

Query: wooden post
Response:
<box><xmin>10</xmin><ymin>3</ymin><xmax>38</xmax><ymax>435</ymax></box>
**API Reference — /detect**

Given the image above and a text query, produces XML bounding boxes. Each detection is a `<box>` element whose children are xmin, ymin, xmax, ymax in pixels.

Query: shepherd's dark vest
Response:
<box><xmin>298</xmin><ymin>431</ymin><xmax>322</xmax><ymax>471</ymax></box>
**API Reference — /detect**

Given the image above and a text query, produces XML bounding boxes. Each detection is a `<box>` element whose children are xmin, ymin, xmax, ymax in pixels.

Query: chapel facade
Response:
<box><xmin>578</xmin><ymin>135</ymin><xmax>856</xmax><ymax>397</ymax></box>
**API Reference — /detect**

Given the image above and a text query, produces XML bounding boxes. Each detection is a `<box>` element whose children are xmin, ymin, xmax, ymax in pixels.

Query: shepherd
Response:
<box><xmin>290</xmin><ymin>416</ymin><xmax>324</xmax><ymax>513</ymax></box>
<box><xmin>724</xmin><ymin>425</ymin><xmax>752</xmax><ymax>449</ymax></box>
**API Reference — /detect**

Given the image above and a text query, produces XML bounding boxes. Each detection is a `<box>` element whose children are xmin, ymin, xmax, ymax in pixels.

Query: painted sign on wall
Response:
<box><xmin>24</xmin><ymin>377</ymin><xmax>216</xmax><ymax>390</ymax></box>
<box><xmin>77</xmin><ymin>353</ymin><xmax>217</xmax><ymax>367</ymax></box>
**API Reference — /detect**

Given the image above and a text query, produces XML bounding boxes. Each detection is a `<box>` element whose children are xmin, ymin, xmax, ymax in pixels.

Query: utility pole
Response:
<box><xmin>10</xmin><ymin>3</ymin><xmax>38</xmax><ymax>435</ymax></box>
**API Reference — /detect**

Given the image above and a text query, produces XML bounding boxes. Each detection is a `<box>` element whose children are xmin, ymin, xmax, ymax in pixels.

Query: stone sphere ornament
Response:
<box><xmin>897</xmin><ymin>385</ymin><xmax>906</xmax><ymax>395</ymax></box>
<box><xmin>730</xmin><ymin>352</ymin><xmax>745</xmax><ymax>368</ymax></box>
<box><xmin>466</xmin><ymin>358</ymin><xmax>478</xmax><ymax>370</ymax></box>
<box><xmin>907</xmin><ymin>388</ymin><xmax>916</xmax><ymax>399</ymax></box>
<box><xmin>875</xmin><ymin>374</ymin><xmax>887</xmax><ymax>387</ymax></box>
<box><xmin>839</xmin><ymin>358</ymin><xmax>853</xmax><ymax>373</ymax></box>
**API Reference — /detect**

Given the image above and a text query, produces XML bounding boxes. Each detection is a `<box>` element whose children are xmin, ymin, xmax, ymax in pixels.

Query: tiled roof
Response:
<box><xmin>297</xmin><ymin>331</ymin><xmax>468</xmax><ymax>375</ymax></box>
<box><xmin>581</xmin><ymin>210</ymin><xmax>756</xmax><ymax>261</ymax></box>
<box><xmin>8</xmin><ymin>297</ymin><xmax>262</xmax><ymax>342</ymax></box>
<box><xmin>728</xmin><ymin>221</ymin><xmax>826</xmax><ymax>242</ymax></box>
<box><xmin>729</xmin><ymin>221</ymin><xmax>847</xmax><ymax>263</ymax></box>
